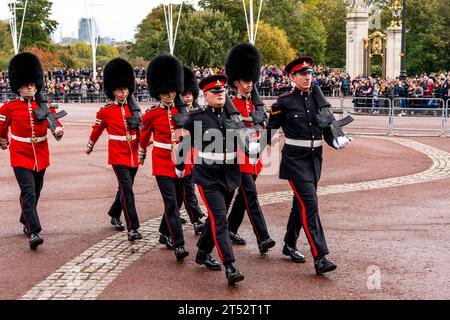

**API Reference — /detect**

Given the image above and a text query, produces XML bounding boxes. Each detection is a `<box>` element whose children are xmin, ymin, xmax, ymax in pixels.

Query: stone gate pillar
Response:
<box><xmin>346</xmin><ymin>4</ymin><xmax>369</xmax><ymax>79</ymax></box>
<box><xmin>385</xmin><ymin>27</ymin><xmax>402</xmax><ymax>79</ymax></box>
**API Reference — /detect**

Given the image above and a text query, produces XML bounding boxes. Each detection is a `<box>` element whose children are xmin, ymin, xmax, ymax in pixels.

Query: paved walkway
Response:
<box><xmin>20</xmin><ymin>137</ymin><xmax>450</xmax><ymax>300</ymax></box>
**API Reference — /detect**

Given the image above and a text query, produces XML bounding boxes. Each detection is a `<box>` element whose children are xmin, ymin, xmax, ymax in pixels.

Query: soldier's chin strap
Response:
<box><xmin>126</xmin><ymin>95</ymin><xmax>143</xmax><ymax>130</ymax></box>
<box><xmin>312</xmin><ymin>85</ymin><xmax>354</xmax><ymax>139</ymax></box>
<box><xmin>173</xmin><ymin>94</ymin><xmax>189</xmax><ymax>127</ymax></box>
<box><xmin>34</xmin><ymin>91</ymin><xmax>67</xmax><ymax>141</ymax></box>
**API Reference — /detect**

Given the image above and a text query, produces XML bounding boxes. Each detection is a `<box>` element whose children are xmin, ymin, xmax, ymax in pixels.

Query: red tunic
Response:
<box><xmin>0</xmin><ymin>97</ymin><xmax>62</xmax><ymax>172</ymax></box>
<box><xmin>140</xmin><ymin>104</ymin><xmax>191</xmax><ymax>178</ymax></box>
<box><xmin>233</xmin><ymin>95</ymin><xmax>263</xmax><ymax>175</ymax></box>
<box><xmin>88</xmin><ymin>102</ymin><xmax>139</xmax><ymax>168</ymax></box>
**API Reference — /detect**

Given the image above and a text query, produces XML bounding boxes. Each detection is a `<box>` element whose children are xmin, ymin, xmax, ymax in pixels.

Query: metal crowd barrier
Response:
<box><xmin>446</xmin><ymin>100</ymin><xmax>450</xmax><ymax>137</ymax></box>
<box><xmin>0</xmin><ymin>91</ymin><xmax>156</xmax><ymax>104</ymax></box>
<box><xmin>1</xmin><ymin>91</ymin><xmax>448</xmax><ymax>138</ymax></box>
<box><xmin>340</xmin><ymin>97</ymin><xmax>393</xmax><ymax>136</ymax></box>
<box><xmin>391</xmin><ymin>98</ymin><xmax>446</xmax><ymax>137</ymax></box>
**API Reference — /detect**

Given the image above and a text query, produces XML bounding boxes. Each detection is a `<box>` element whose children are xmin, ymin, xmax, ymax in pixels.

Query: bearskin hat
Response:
<box><xmin>182</xmin><ymin>66</ymin><xmax>199</xmax><ymax>100</ymax></box>
<box><xmin>225</xmin><ymin>43</ymin><xmax>261</xmax><ymax>88</ymax></box>
<box><xmin>146</xmin><ymin>54</ymin><xmax>184</xmax><ymax>100</ymax></box>
<box><xmin>8</xmin><ymin>52</ymin><xmax>44</xmax><ymax>95</ymax></box>
<box><xmin>103</xmin><ymin>58</ymin><xmax>135</xmax><ymax>100</ymax></box>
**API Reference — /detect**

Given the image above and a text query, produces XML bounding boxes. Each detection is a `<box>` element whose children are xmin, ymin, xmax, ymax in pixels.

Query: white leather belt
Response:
<box><xmin>154</xmin><ymin>141</ymin><xmax>176</xmax><ymax>150</ymax></box>
<box><xmin>199</xmin><ymin>152</ymin><xmax>237</xmax><ymax>161</ymax></box>
<box><xmin>11</xmin><ymin>135</ymin><xmax>47</xmax><ymax>144</ymax></box>
<box><xmin>285</xmin><ymin>138</ymin><xmax>322</xmax><ymax>148</ymax></box>
<box><xmin>109</xmin><ymin>134</ymin><xmax>137</xmax><ymax>142</ymax></box>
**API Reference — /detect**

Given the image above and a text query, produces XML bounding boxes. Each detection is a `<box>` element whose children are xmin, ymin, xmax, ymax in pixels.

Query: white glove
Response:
<box><xmin>333</xmin><ymin>136</ymin><xmax>350</xmax><ymax>149</ymax></box>
<box><xmin>249</xmin><ymin>155</ymin><xmax>259</xmax><ymax>165</ymax></box>
<box><xmin>248</xmin><ymin>142</ymin><xmax>261</xmax><ymax>155</ymax></box>
<box><xmin>175</xmin><ymin>168</ymin><xmax>185</xmax><ymax>178</ymax></box>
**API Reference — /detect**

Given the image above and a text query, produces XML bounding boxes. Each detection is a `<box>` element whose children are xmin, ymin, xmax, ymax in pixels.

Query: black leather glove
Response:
<box><xmin>127</xmin><ymin>113</ymin><xmax>142</xmax><ymax>130</ymax></box>
<box><xmin>251</xmin><ymin>110</ymin><xmax>268</xmax><ymax>126</ymax></box>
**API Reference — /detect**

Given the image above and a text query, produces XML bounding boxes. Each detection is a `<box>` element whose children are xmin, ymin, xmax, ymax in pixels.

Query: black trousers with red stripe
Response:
<box><xmin>227</xmin><ymin>173</ymin><xmax>270</xmax><ymax>244</ymax></box>
<box><xmin>197</xmin><ymin>184</ymin><xmax>236</xmax><ymax>265</ymax></box>
<box><xmin>286</xmin><ymin>180</ymin><xmax>329</xmax><ymax>258</ymax></box>
<box><xmin>111</xmin><ymin>165</ymin><xmax>140</xmax><ymax>231</ymax></box>
<box><xmin>182</xmin><ymin>173</ymin><xmax>204</xmax><ymax>223</ymax></box>
<box><xmin>157</xmin><ymin>176</ymin><xmax>185</xmax><ymax>248</ymax></box>
<box><xmin>109</xmin><ymin>166</ymin><xmax>138</xmax><ymax>220</ymax></box>
<box><xmin>13</xmin><ymin>167</ymin><xmax>46</xmax><ymax>236</ymax></box>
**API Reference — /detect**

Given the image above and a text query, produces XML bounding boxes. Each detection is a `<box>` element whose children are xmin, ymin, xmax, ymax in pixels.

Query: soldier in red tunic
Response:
<box><xmin>225</xmin><ymin>43</ymin><xmax>276</xmax><ymax>254</ymax></box>
<box><xmin>139</xmin><ymin>55</ymin><xmax>189</xmax><ymax>261</ymax></box>
<box><xmin>85</xmin><ymin>58</ymin><xmax>143</xmax><ymax>242</ymax></box>
<box><xmin>0</xmin><ymin>53</ymin><xmax>65</xmax><ymax>250</ymax></box>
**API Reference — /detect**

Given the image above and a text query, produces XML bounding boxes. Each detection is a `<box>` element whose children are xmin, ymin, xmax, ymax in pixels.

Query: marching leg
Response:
<box><xmin>182</xmin><ymin>174</ymin><xmax>205</xmax><ymax>234</ymax></box>
<box><xmin>156</xmin><ymin>176</ymin><xmax>188</xmax><ymax>261</ymax></box>
<box><xmin>289</xmin><ymin>180</ymin><xmax>336</xmax><ymax>274</ymax></box>
<box><xmin>197</xmin><ymin>185</ymin><xmax>244</xmax><ymax>285</ymax></box>
<box><xmin>13</xmin><ymin>167</ymin><xmax>44</xmax><ymax>250</ymax></box>
<box><xmin>112</xmin><ymin>165</ymin><xmax>141</xmax><ymax>241</ymax></box>
<box><xmin>227</xmin><ymin>187</ymin><xmax>247</xmax><ymax>245</ymax></box>
<box><xmin>238</xmin><ymin>173</ymin><xmax>275</xmax><ymax>254</ymax></box>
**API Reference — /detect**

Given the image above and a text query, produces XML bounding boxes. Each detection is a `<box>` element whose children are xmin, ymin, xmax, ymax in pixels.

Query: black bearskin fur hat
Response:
<box><xmin>147</xmin><ymin>54</ymin><xmax>184</xmax><ymax>100</ymax></box>
<box><xmin>103</xmin><ymin>58</ymin><xmax>135</xmax><ymax>100</ymax></box>
<box><xmin>8</xmin><ymin>52</ymin><xmax>44</xmax><ymax>95</ymax></box>
<box><xmin>225</xmin><ymin>43</ymin><xmax>261</xmax><ymax>88</ymax></box>
<box><xmin>182</xmin><ymin>66</ymin><xmax>199</xmax><ymax>100</ymax></box>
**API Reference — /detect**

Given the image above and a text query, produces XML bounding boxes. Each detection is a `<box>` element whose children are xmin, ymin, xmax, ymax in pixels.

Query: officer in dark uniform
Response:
<box><xmin>180</xmin><ymin>66</ymin><xmax>205</xmax><ymax>235</ymax></box>
<box><xmin>224</xmin><ymin>43</ymin><xmax>275</xmax><ymax>254</ymax></box>
<box><xmin>0</xmin><ymin>52</ymin><xmax>65</xmax><ymax>250</ymax></box>
<box><xmin>267</xmin><ymin>56</ymin><xmax>350</xmax><ymax>275</ymax></box>
<box><xmin>86</xmin><ymin>58</ymin><xmax>142</xmax><ymax>242</ymax></box>
<box><xmin>177</xmin><ymin>75</ymin><xmax>260</xmax><ymax>285</ymax></box>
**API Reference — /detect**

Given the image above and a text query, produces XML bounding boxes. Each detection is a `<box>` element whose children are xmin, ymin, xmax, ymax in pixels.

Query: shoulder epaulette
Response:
<box><xmin>145</xmin><ymin>105</ymin><xmax>158</xmax><ymax>112</ymax></box>
<box><xmin>279</xmin><ymin>91</ymin><xmax>294</xmax><ymax>99</ymax></box>
<box><xmin>101</xmin><ymin>103</ymin><xmax>113</xmax><ymax>109</ymax></box>
<box><xmin>6</xmin><ymin>98</ymin><xmax>18</xmax><ymax>103</ymax></box>
<box><xmin>189</xmin><ymin>105</ymin><xmax>206</xmax><ymax>115</ymax></box>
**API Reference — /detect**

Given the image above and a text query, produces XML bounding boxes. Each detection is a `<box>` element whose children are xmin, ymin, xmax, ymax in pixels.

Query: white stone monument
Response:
<box><xmin>346</xmin><ymin>0</ymin><xmax>369</xmax><ymax>79</ymax></box>
<box><xmin>385</xmin><ymin>0</ymin><xmax>403</xmax><ymax>78</ymax></box>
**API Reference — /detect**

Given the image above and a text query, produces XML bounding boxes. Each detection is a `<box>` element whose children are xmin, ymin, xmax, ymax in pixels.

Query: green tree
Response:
<box><xmin>294</xmin><ymin>1</ymin><xmax>327</xmax><ymax>63</ymax></box>
<box><xmin>317</xmin><ymin>0</ymin><xmax>347</xmax><ymax>67</ymax></box>
<box><xmin>130</xmin><ymin>4</ymin><xmax>195</xmax><ymax>60</ymax></box>
<box><xmin>255</xmin><ymin>21</ymin><xmax>296</xmax><ymax>65</ymax></box>
<box><xmin>0</xmin><ymin>20</ymin><xmax>14</xmax><ymax>70</ymax></box>
<box><xmin>12</xmin><ymin>0</ymin><xmax>58</xmax><ymax>50</ymax></box>
<box><xmin>377</xmin><ymin>0</ymin><xmax>449</xmax><ymax>74</ymax></box>
<box><xmin>176</xmin><ymin>10</ymin><xmax>239</xmax><ymax>66</ymax></box>
<box><xmin>198</xmin><ymin>0</ymin><xmax>248</xmax><ymax>38</ymax></box>
<box><xmin>96</xmin><ymin>44</ymin><xmax>120</xmax><ymax>67</ymax></box>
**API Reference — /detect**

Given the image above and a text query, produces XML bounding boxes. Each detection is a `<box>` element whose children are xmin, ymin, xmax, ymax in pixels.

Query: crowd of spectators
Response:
<box><xmin>1</xmin><ymin>65</ymin><xmax>449</xmax><ymax>111</ymax></box>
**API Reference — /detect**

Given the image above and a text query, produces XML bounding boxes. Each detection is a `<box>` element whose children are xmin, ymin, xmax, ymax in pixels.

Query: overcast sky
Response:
<box><xmin>0</xmin><ymin>0</ymin><xmax>199</xmax><ymax>42</ymax></box>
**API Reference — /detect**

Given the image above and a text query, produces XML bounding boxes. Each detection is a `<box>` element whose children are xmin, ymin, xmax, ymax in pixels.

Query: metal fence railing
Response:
<box><xmin>1</xmin><ymin>91</ymin><xmax>448</xmax><ymax>138</ymax></box>
<box><xmin>0</xmin><ymin>91</ymin><xmax>155</xmax><ymax>104</ymax></box>
<box><xmin>391</xmin><ymin>98</ymin><xmax>446</xmax><ymax>137</ymax></box>
<box><xmin>341</xmin><ymin>97</ymin><xmax>393</xmax><ymax>136</ymax></box>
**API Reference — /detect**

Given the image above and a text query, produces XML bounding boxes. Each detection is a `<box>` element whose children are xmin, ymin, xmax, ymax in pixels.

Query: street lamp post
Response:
<box><xmin>399</xmin><ymin>0</ymin><xmax>407</xmax><ymax>80</ymax></box>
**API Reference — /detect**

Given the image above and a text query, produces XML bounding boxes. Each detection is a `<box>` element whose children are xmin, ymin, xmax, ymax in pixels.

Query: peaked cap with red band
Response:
<box><xmin>199</xmin><ymin>74</ymin><xmax>228</xmax><ymax>92</ymax></box>
<box><xmin>286</xmin><ymin>56</ymin><xmax>315</xmax><ymax>75</ymax></box>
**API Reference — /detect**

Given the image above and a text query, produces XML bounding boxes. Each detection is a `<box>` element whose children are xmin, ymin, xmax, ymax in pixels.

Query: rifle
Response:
<box><xmin>34</xmin><ymin>92</ymin><xmax>67</xmax><ymax>141</ymax></box>
<box><xmin>312</xmin><ymin>85</ymin><xmax>353</xmax><ymax>139</ymax></box>
<box><xmin>250</xmin><ymin>87</ymin><xmax>269</xmax><ymax>128</ymax></box>
<box><xmin>173</xmin><ymin>94</ymin><xmax>190</xmax><ymax>127</ymax></box>
<box><xmin>126</xmin><ymin>94</ymin><xmax>143</xmax><ymax>130</ymax></box>
<box><xmin>223</xmin><ymin>93</ymin><xmax>262</xmax><ymax>158</ymax></box>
